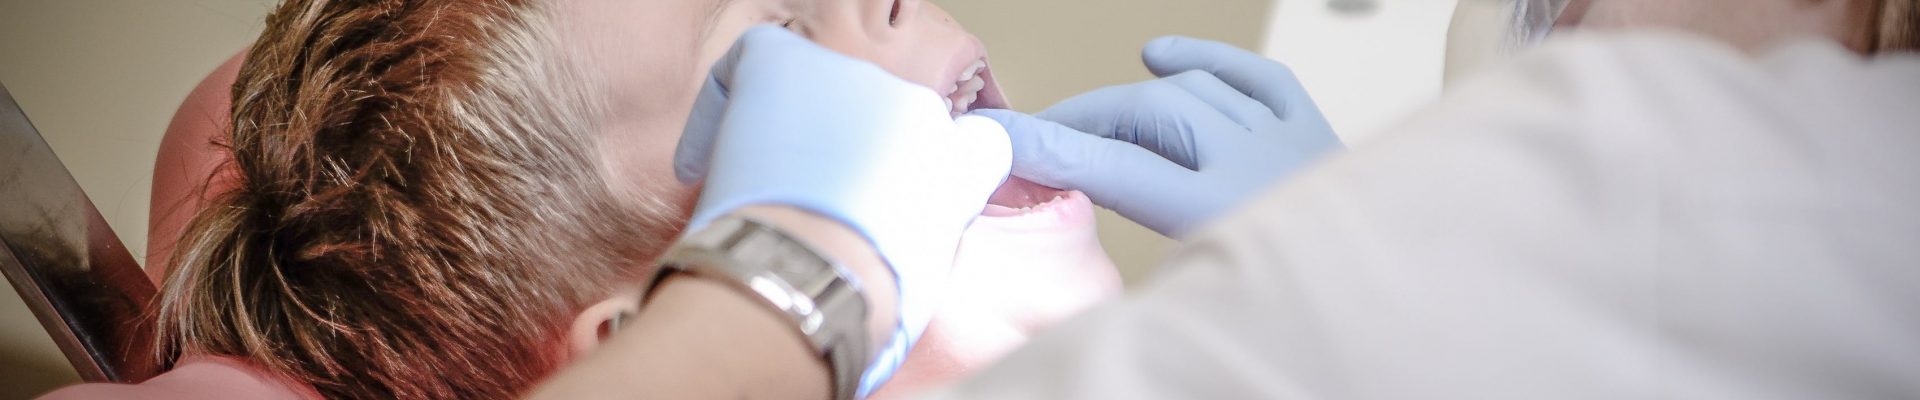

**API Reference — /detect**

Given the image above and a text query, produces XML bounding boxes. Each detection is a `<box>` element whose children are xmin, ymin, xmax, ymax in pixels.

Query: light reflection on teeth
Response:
<box><xmin>958</xmin><ymin>60</ymin><xmax>984</xmax><ymax>82</ymax></box>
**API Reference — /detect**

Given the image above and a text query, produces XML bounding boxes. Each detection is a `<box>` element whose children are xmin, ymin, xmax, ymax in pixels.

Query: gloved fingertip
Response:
<box><xmin>672</xmin><ymin>162</ymin><xmax>702</xmax><ymax>185</ymax></box>
<box><xmin>1143</xmin><ymin>36</ymin><xmax>1263</xmax><ymax>79</ymax></box>
<box><xmin>952</xmin><ymin>114</ymin><xmax>1015</xmax><ymax>178</ymax></box>
<box><xmin>1141</xmin><ymin>36</ymin><xmax>1195</xmax><ymax>75</ymax></box>
<box><xmin>671</xmin><ymin>132</ymin><xmax>709</xmax><ymax>184</ymax></box>
<box><xmin>1141</xmin><ymin>36</ymin><xmax>1186</xmax><ymax>60</ymax></box>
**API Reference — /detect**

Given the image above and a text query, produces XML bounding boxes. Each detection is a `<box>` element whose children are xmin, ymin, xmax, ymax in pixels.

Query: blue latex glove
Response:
<box><xmin>674</xmin><ymin>26</ymin><xmax>1012</xmax><ymax>397</ymax></box>
<box><xmin>974</xmin><ymin>36</ymin><xmax>1342</xmax><ymax>237</ymax></box>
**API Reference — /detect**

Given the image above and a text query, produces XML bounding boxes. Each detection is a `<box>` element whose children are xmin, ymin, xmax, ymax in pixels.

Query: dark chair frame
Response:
<box><xmin>0</xmin><ymin>81</ymin><xmax>161</xmax><ymax>383</ymax></box>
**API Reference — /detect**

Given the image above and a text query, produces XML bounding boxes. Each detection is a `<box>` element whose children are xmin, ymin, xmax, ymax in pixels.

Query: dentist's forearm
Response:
<box><xmin>525</xmin><ymin>273</ymin><xmax>832</xmax><ymax>400</ymax></box>
<box><xmin>526</xmin><ymin>206</ymin><xmax>895</xmax><ymax>399</ymax></box>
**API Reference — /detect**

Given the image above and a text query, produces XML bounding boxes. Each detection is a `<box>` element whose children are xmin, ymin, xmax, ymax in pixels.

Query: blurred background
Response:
<box><xmin>0</xmin><ymin>0</ymin><xmax>1469</xmax><ymax>396</ymax></box>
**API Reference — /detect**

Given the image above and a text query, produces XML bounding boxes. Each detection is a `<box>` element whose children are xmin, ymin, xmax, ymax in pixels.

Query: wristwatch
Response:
<box><xmin>647</xmin><ymin>215</ymin><xmax>872</xmax><ymax>400</ymax></box>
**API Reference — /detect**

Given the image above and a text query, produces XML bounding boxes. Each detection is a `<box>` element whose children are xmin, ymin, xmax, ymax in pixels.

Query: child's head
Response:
<box><xmin>160</xmin><ymin>0</ymin><xmax>1008</xmax><ymax>398</ymax></box>
<box><xmin>159</xmin><ymin>1</ymin><xmax>678</xmax><ymax>398</ymax></box>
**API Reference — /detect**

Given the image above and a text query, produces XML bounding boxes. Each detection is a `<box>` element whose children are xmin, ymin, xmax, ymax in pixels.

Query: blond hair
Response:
<box><xmin>157</xmin><ymin>0</ymin><xmax>680</xmax><ymax>398</ymax></box>
<box><xmin>1852</xmin><ymin>0</ymin><xmax>1920</xmax><ymax>52</ymax></box>
<box><xmin>1873</xmin><ymin>0</ymin><xmax>1919</xmax><ymax>51</ymax></box>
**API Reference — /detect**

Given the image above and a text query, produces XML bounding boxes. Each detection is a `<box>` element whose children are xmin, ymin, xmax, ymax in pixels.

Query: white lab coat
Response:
<box><xmin>930</xmin><ymin>32</ymin><xmax>1920</xmax><ymax>399</ymax></box>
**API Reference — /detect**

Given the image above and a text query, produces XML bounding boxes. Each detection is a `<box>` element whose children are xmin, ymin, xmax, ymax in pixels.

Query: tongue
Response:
<box><xmin>987</xmin><ymin>176</ymin><xmax>1065</xmax><ymax>209</ymax></box>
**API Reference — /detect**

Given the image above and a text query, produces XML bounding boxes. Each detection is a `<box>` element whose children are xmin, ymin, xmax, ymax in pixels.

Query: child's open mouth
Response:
<box><xmin>945</xmin><ymin>58</ymin><xmax>1074</xmax><ymax>215</ymax></box>
<box><xmin>982</xmin><ymin>177</ymin><xmax>1076</xmax><ymax>217</ymax></box>
<box><xmin>945</xmin><ymin>59</ymin><xmax>1003</xmax><ymax>118</ymax></box>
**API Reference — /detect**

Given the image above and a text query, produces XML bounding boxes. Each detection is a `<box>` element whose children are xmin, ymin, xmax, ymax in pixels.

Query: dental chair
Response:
<box><xmin>0</xmin><ymin>81</ymin><xmax>162</xmax><ymax>383</ymax></box>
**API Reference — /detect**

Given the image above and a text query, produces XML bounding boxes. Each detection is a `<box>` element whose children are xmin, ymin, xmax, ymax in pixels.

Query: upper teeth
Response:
<box><xmin>958</xmin><ymin>60</ymin><xmax>984</xmax><ymax>82</ymax></box>
<box><xmin>948</xmin><ymin>60</ymin><xmax>988</xmax><ymax>117</ymax></box>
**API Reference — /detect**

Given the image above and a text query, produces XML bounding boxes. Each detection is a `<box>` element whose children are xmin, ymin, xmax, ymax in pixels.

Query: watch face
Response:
<box><xmin>692</xmin><ymin>216</ymin><xmax>868</xmax><ymax>400</ymax></box>
<box><xmin>772</xmin><ymin>253</ymin><xmax>818</xmax><ymax>277</ymax></box>
<box><xmin>742</xmin><ymin>230</ymin><xmax>832</xmax><ymax>285</ymax></box>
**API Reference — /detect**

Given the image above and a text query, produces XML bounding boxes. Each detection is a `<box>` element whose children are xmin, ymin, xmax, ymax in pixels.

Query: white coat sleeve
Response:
<box><xmin>923</xmin><ymin>32</ymin><xmax>1920</xmax><ymax>399</ymax></box>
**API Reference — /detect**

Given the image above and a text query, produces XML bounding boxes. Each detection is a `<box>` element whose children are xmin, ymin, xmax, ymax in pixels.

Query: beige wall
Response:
<box><xmin>1</xmin><ymin>0</ymin><xmax>1469</xmax><ymax>396</ymax></box>
<box><xmin>0</xmin><ymin>0</ymin><xmax>275</xmax><ymax>396</ymax></box>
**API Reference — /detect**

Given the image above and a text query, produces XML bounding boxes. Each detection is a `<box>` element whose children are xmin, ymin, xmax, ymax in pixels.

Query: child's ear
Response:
<box><xmin>568</xmin><ymin>287</ymin><xmax>644</xmax><ymax>357</ymax></box>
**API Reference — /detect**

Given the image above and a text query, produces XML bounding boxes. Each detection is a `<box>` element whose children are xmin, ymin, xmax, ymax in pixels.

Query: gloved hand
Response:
<box><xmin>973</xmin><ymin>36</ymin><xmax>1342</xmax><ymax>237</ymax></box>
<box><xmin>674</xmin><ymin>26</ymin><xmax>1012</xmax><ymax>397</ymax></box>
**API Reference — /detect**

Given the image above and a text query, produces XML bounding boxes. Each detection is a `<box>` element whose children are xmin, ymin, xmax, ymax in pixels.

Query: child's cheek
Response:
<box><xmin>809</xmin><ymin>34</ymin><xmax>948</xmax><ymax>92</ymax></box>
